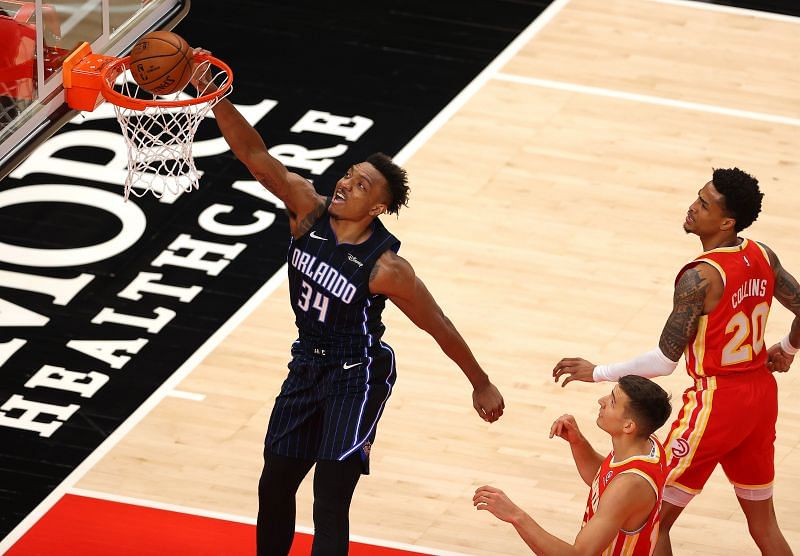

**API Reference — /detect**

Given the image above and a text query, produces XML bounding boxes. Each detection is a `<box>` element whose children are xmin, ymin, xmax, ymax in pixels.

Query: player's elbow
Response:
<box><xmin>249</xmin><ymin>164</ymin><xmax>288</xmax><ymax>196</ymax></box>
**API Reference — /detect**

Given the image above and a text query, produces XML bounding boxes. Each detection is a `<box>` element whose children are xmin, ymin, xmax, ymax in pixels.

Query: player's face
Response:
<box><xmin>683</xmin><ymin>181</ymin><xmax>733</xmax><ymax>237</ymax></box>
<box><xmin>329</xmin><ymin>162</ymin><xmax>389</xmax><ymax>220</ymax></box>
<box><xmin>596</xmin><ymin>385</ymin><xmax>631</xmax><ymax>434</ymax></box>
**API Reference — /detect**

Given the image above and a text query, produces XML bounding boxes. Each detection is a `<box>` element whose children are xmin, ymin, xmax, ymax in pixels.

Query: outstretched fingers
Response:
<box><xmin>553</xmin><ymin>358</ymin><xmax>577</xmax><ymax>385</ymax></box>
<box><xmin>552</xmin><ymin>357</ymin><xmax>594</xmax><ymax>387</ymax></box>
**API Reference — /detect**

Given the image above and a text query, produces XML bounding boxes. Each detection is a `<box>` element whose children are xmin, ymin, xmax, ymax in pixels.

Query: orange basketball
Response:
<box><xmin>129</xmin><ymin>31</ymin><xmax>193</xmax><ymax>95</ymax></box>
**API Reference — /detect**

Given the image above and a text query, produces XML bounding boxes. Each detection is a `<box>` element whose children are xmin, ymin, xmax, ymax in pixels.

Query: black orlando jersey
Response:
<box><xmin>287</xmin><ymin>209</ymin><xmax>400</xmax><ymax>358</ymax></box>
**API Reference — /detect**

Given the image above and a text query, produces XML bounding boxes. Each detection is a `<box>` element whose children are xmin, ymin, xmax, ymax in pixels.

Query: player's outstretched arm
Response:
<box><xmin>209</xmin><ymin>99</ymin><xmax>322</xmax><ymax>227</ymax></box>
<box><xmin>549</xmin><ymin>415</ymin><xmax>603</xmax><ymax>486</ymax></box>
<box><xmin>474</xmin><ymin>476</ymin><xmax>651</xmax><ymax>555</ymax></box>
<box><xmin>552</xmin><ymin>264</ymin><xmax>716</xmax><ymax>386</ymax></box>
<box><xmin>473</xmin><ymin>486</ymin><xmax>568</xmax><ymax>553</ymax></box>
<box><xmin>760</xmin><ymin>243</ymin><xmax>800</xmax><ymax>372</ymax></box>
<box><xmin>370</xmin><ymin>251</ymin><xmax>504</xmax><ymax>423</ymax></box>
<box><xmin>191</xmin><ymin>50</ymin><xmax>322</xmax><ymax>229</ymax></box>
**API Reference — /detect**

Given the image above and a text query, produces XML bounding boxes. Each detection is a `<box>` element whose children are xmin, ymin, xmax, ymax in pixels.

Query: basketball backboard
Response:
<box><xmin>0</xmin><ymin>0</ymin><xmax>189</xmax><ymax>182</ymax></box>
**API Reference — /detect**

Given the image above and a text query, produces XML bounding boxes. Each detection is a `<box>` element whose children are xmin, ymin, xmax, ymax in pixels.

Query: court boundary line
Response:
<box><xmin>65</xmin><ymin>488</ymin><xmax>473</xmax><ymax>556</ymax></box>
<box><xmin>0</xmin><ymin>265</ymin><xmax>288</xmax><ymax>552</ymax></box>
<box><xmin>494</xmin><ymin>73</ymin><xmax>800</xmax><ymax>127</ymax></box>
<box><xmin>0</xmin><ymin>0</ymin><xmax>578</xmax><ymax>551</ymax></box>
<box><xmin>646</xmin><ymin>0</ymin><xmax>800</xmax><ymax>23</ymax></box>
<box><xmin>393</xmin><ymin>0</ymin><xmax>572</xmax><ymax>164</ymax></box>
<box><xmin>168</xmin><ymin>390</ymin><xmax>207</xmax><ymax>401</ymax></box>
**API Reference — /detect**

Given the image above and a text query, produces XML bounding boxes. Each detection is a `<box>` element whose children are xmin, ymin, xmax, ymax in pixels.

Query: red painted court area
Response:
<box><xmin>9</xmin><ymin>494</ymin><xmax>427</xmax><ymax>555</ymax></box>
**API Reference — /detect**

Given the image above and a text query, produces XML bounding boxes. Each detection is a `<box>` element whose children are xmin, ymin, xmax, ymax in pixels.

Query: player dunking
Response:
<box><xmin>195</xmin><ymin>55</ymin><xmax>505</xmax><ymax>555</ymax></box>
<box><xmin>553</xmin><ymin>168</ymin><xmax>798</xmax><ymax>554</ymax></box>
<box><xmin>475</xmin><ymin>375</ymin><xmax>672</xmax><ymax>555</ymax></box>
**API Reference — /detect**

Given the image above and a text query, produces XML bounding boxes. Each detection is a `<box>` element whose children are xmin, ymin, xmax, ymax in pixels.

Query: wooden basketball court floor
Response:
<box><xmin>6</xmin><ymin>0</ymin><xmax>800</xmax><ymax>553</ymax></box>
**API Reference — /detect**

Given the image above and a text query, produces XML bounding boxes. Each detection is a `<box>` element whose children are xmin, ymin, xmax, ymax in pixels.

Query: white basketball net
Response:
<box><xmin>109</xmin><ymin>60</ymin><xmax>231</xmax><ymax>201</ymax></box>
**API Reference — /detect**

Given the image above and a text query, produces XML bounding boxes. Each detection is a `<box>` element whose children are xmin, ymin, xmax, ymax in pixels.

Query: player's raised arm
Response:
<box><xmin>549</xmin><ymin>415</ymin><xmax>603</xmax><ymax>486</ymax></box>
<box><xmin>191</xmin><ymin>50</ymin><xmax>322</xmax><ymax>227</ymax></box>
<box><xmin>760</xmin><ymin>243</ymin><xmax>800</xmax><ymax>372</ymax></box>
<box><xmin>369</xmin><ymin>250</ymin><xmax>505</xmax><ymax>422</ymax></box>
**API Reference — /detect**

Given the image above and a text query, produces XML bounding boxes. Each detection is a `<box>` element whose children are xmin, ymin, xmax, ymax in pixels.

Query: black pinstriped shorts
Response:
<box><xmin>265</xmin><ymin>342</ymin><xmax>396</xmax><ymax>474</ymax></box>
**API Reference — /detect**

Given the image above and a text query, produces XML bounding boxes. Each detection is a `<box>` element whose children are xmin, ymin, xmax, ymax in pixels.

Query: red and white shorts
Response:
<box><xmin>663</xmin><ymin>369</ymin><xmax>777</xmax><ymax>506</ymax></box>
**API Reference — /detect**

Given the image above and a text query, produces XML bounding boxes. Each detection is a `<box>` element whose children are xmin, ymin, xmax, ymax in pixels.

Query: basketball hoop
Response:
<box><xmin>63</xmin><ymin>42</ymin><xmax>233</xmax><ymax>201</ymax></box>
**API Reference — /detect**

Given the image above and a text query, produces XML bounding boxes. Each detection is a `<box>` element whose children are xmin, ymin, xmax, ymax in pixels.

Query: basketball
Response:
<box><xmin>129</xmin><ymin>31</ymin><xmax>193</xmax><ymax>95</ymax></box>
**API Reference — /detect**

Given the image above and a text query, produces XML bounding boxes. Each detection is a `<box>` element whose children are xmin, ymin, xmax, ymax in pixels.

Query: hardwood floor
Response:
<box><xmin>75</xmin><ymin>1</ymin><xmax>800</xmax><ymax>553</ymax></box>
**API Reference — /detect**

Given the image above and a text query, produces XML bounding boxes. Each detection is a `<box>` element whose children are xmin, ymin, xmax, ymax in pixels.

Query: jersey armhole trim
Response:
<box><xmin>692</xmin><ymin>258</ymin><xmax>726</xmax><ymax>288</ymax></box>
<box><xmin>753</xmin><ymin>241</ymin><xmax>771</xmax><ymax>267</ymax></box>
<box><xmin>615</xmin><ymin>469</ymin><xmax>659</xmax><ymax>534</ymax></box>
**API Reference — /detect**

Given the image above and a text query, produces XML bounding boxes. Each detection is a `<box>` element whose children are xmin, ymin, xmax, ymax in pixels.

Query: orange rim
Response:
<box><xmin>99</xmin><ymin>53</ymin><xmax>233</xmax><ymax>111</ymax></box>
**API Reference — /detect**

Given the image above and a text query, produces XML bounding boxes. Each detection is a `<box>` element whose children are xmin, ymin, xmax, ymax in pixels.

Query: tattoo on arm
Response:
<box><xmin>763</xmin><ymin>244</ymin><xmax>800</xmax><ymax>347</ymax></box>
<box><xmin>659</xmin><ymin>268</ymin><xmax>709</xmax><ymax>361</ymax></box>
<box><xmin>774</xmin><ymin>259</ymin><xmax>800</xmax><ymax>318</ymax></box>
<box><xmin>294</xmin><ymin>200</ymin><xmax>327</xmax><ymax>237</ymax></box>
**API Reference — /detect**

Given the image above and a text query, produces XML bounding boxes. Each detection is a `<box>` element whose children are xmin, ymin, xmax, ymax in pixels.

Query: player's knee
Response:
<box><xmin>313</xmin><ymin>492</ymin><xmax>347</xmax><ymax>519</ymax></box>
<box><xmin>736</xmin><ymin>491</ymin><xmax>785</xmax><ymax>545</ymax></box>
<box><xmin>737</xmin><ymin>487</ymin><xmax>776</xmax><ymax>530</ymax></box>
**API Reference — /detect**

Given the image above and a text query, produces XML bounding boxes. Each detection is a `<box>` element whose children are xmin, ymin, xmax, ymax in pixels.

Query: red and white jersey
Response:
<box><xmin>582</xmin><ymin>436</ymin><xmax>666</xmax><ymax>556</ymax></box>
<box><xmin>677</xmin><ymin>239</ymin><xmax>774</xmax><ymax>380</ymax></box>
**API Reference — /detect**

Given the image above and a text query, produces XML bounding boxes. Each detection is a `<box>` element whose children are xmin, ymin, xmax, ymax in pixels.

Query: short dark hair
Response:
<box><xmin>618</xmin><ymin>375</ymin><xmax>672</xmax><ymax>438</ymax></box>
<box><xmin>712</xmin><ymin>168</ymin><xmax>763</xmax><ymax>232</ymax></box>
<box><xmin>366</xmin><ymin>152</ymin><xmax>409</xmax><ymax>215</ymax></box>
